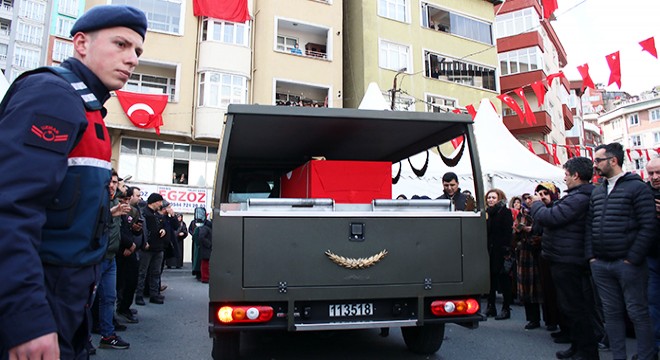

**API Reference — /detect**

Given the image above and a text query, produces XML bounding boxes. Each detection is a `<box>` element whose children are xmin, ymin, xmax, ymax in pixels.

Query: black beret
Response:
<box><xmin>147</xmin><ymin>193</ymin><xmax>163</xmax><ymax>205</ymax></box>
<box><xmin>70</xmin><ymin>5</ymin><xmax>148</xmax><ymax>40</ymax></box>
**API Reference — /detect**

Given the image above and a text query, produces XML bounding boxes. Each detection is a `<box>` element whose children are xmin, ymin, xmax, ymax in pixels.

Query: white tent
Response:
<box><xmin>0</xmin><ymin>75</ymin><xmax>8</xmax><ymax>102</ymax></box>
<box><xmin>393</xmin><ymin>98</ymin><xmax>567</xmax><ymax>200</ymax></box>
<box><xmin>358</xmin><ymin>82</ymin><xmax>390</xmax><ymax>111</ymax></box>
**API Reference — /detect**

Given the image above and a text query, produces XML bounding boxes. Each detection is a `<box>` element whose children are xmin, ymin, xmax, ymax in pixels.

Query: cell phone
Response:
<box><xmin>655</xmin><ymin>193</ymin><xmax>660</xmax><ymax>201</ymax></box>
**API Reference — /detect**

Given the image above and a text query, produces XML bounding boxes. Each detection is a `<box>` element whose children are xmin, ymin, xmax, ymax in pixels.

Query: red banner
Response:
<box><xmin>115</xmin><ymin>90</ymin><xmax>168</xmax><ymax>135</ymax></box>
<box><xmin>497</xmin><ymin>93</ymin><xmax>525</xmax><ymax>124</ymax></box>
<box><xmin>527</xmin><ymin>141</ymin><xmax>535</xmax><ymax>154</ymax></box>
<box><xmin>513</xmin><ymin>87</ymin><xmax>536</xmax><ymax>125</ymax></box>
<box><xmin>531</xmin><ymin>81</ymin><xmax>547</xmax><ymax>107</ymax></box>
<box><xmin>640</xmin><ymin>37</ymin><xmax>658</xmax><ymax>58</ymax></box>
<box><xmin>542</xmin><ymin>0</ymin><xmax>558</xmax><ymax>20</ymax></box>
<box><xmin>465</xmin><ymin>104</ymin><xmax>477</xmax><ymax>120</ymax></box>
<box><xmin>577</xmin><ymin>63</ymin><xmax>596</xmax><ymax>90</ymax></box>
<box><xmin>193</xmin><ymin>0</ymin><xmax>250</xmax><ymax>22</ymax></box>
<box><xmin>606</xmin><ymin>51</ymin><xmax>622</xmax><ymax>89</ymax></box>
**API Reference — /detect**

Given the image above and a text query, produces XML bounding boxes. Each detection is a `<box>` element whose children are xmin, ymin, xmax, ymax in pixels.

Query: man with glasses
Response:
<box><xmin>586</xmin><ymin>143</ymin><xmax>657</xmax><ymax>360</ymax></box>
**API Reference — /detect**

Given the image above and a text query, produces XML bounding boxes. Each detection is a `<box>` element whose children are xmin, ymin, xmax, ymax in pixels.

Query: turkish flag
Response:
<box><xmin>577</xmin><ymin>63</ymin><xmax>596</xmax><ymax>90</ymax></box>
<box><xmin>497</xmin><ymin>93</ymin><xmax>525</xmax><ymax>124</ymax></box>
<box><xmin>626</xmin><ymin>149</ymin><xmax>632</xmax><ymax>162</ymax></box>
<box><xmin>640</xmin><ymin>37</ymin><xmax>658</xmax><ymax>58</ymax></box>
<box><xmin>450</xmin><ymin>136</ymin><xmax>464</xmax><ymax>149</ymax></box>
<box><xmin>546</xmin><ymin>71</ymin><xmax>565</xmax><ymax>87</ymax></box>
<box><xmin>452</xmin><ymin>108</ymin><xmax>461</xmax><ymax>114</ymax></box>
<box><xmin>466</xmin><ymin>104</ymin><xmax>477</xmax><ymax>120</ymax></box>
<box><xmin>513</xmin><ymin>87</ymin><xmax>536</xmax><ymax>125</ymax></box>
<box><xmin>551</xmin><ymin>143</ymin><xmax>560</xmax><ymax>165</ymax></box>
<box><xmin>542</xmin><ymin>0</ymin><xmax>558</xmax><ymax>20</ymax></box>
<box><xmin>586</xmin><ymin>147</ymin><xmax>593</xmax><ymax>161</ymax></box>
<box><xmin>115</xmin><ymin>90</ymin><xmax>168</xmax><ymax>135</ymax></box>
<box><xmin>606</xmin><ymin>51</ymin><xmax>622</xmax><ymax>89</ymax></box>
<box><xmin>645</xmin><ymin>149</ymin><xmax>651</xmax><ymax>161</ymax></box>
<box><xmin>565</xmin><ymin>145</ymin><xmax>573</xmax><ymax>159</ymax></box>
<box><xmin>193</xmin><ymin>0</ymin><xmax>250</xmax><ymax>23</ymax></box>
<box><xmin>574</xmin><ymin>145</ymin><xmax>581</xmax><ymax>157</ymax></box>
<box><xmin>527</xmin><ymin>141</ymin><xmax>536</xmax><ymax>155</ymax></box>
<box><xmin>531</xmin><ymin>81</ymin><xmax>547</xmax><ymax>107</ymax></box>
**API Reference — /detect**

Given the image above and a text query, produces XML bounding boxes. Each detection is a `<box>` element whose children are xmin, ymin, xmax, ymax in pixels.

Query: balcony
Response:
<box><xmin>276</xmin><ymin>19</ymin><xmax>330</xmax><ymax>60</ymax></box>
<box><xmin>562</xmin><ymin>103</ymin><xmax>574</xmax><ymax>130</ymax></box>
<box><xmin>500</xmin><ymin>69</ymin><xmax>546</xmax><ymax>93</ymax></box>
<box><xmin>503</xmin><ymin>110</ymin><xmax>552</xmax><ymax>135</ymax></box>
<box><xmin>275</xmin><ymin>80</ymin><xmax>329</xmax><ymax>107</ymax></box>
<box><xmin>0</xmin><ymin>3</ymin><xmax>12</xmax><ymax>20</ymax></box>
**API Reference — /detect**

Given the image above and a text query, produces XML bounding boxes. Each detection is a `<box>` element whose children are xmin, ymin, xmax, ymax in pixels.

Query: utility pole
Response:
<box><xmin>390</xmin><ymin>67</ymin><xmax>407</xmax><ymax>110</ymax></box>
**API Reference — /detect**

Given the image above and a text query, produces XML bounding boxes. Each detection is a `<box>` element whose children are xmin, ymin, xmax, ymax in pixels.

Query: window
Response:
<box><xmin>378</xmin><ymin>0</ymin><xmax>407</xmax><ymax>22</ymax></box>
<box><xmin>634</xmin><ymin>158</ymin><xmax>645</xmax><ymax>171</ymax></box>
<box><xmin>499</xmin><ymin>47</ymin><xmax>543</xmax><ymax>76</ymax></box>
<box><xmin>125</xmin><ymin>73</ymin><xmax>176</xmax><ymax>101</ymax></box>
<box><xmin>629</xmin><ymin>113</ymin><xmax>639</xmax><ymax>126</ymax></box>
<box><xmin>379</xmin><ymin>40</ymin><xmax>409</xmax><ymax>72</ymax></box>
<box><xmin>0</xmin><ymin>43</ymin><xmax>7</xmax><ymax>61</ymax></box>
<box><xmin>52</xmin><ymin>40</ymin><xmax>73</xmax><ymax>62</ymax></box>
<box><xmin>19</xmin><ymin>0</ymin><xmax>45</xmax><ymax>22</ymax></box>
<box><xmin>426</xmin><ymin>94</ymin><xmax>456</xmax><ymax>112</ymax></box>
<box><xmin>13</xmin><ymin>46</ymin><xmax>39</xmax><ymax>69</ymax></box>
<box><xmin>276</xmin><ymin>35</ymin><xmax>298</xmax><ymax>52</ymax></box>
<box><xmin>58</xmin><ymin>0</ymin><xmax>78</xmax><ymax>16</ymax></box>
<box><xmin>650</xmin><ymin>108</ymin><xmax>660</xmax><ymax>121</ymax></box>
<box><xmin>422</xmin><ymin>3</ymin><xmax>493</xmax><ymax>45</ymax></box>
<box><xmin>119</xmin><ymin>137</ymin><xmax>218</xmax><ymax>188</ymax></box>
<box><xmin>198</xmin><ymin>72</ymin><xmax>248</xmax><ymax>108</ymax></box>
<box><xmin>112</xmin><ymin>0</ymin><xmax>182</xmax><ymax>34</ymax></box>
<box><xmin>425</xmin><ymin>51</ymin><xmax>496</xmax><ymax>91</ymax></box>
<box><xmin>16</xmin><ymin>21</ymin><xmax>42</xmax><ymax>45</ymax></box>
<box><xmin>495</xmin><ymin>8</ymin><xmax>540</xmax><ymax>38</ymax></box>
<box><xmin>654</xmin><ymin>132</ymin><xmax>660</xmax><ymax>144</ymax></box>
<box><xmin>55</xmin><ymin>17</ymin><xmax>75</xmax><ymax>38</ymax></box>
<box><xmin>201</xmin><ymin>19</ymin><xmax>249</xmax><ymax>46</ymax></box>
<box><xmin>630</xmin><ymin>135</ymin><xmax>642</xmax><ymax>147</ymax></box>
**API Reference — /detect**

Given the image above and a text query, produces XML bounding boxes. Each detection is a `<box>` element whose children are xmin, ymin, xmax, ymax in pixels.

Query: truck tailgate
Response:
<box><xmin>243</xmin><ymin>217</ymin><xmax>462</xmax><ymax>287</ymax></box>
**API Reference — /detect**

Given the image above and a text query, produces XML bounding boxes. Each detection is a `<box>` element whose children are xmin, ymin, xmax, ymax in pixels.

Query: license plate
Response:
<box><xmin>328</xmin><ymin>303</ymin><xmax>374</xmax><ymax>317</ymax></box>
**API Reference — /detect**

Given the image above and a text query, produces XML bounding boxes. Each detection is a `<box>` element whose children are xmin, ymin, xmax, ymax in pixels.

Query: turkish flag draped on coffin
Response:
<box><xmin>193</xmin><ymin>0</ymin><xmax>250</xmax><ymax>22</ymax></box>
<box><xmin>115</xmin><ymin>90</ymin><xmax>168</xmax><ymax>135</ymax></box>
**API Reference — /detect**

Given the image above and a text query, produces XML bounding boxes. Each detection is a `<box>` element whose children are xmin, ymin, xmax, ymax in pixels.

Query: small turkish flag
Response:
<box><xmin>513</xmin><ymin>87</ymin><xmax>536</xmax><ymax>126</ymax></box>
<box><xmin>606</xmin><ymin>51</ymin><xmax>622</xmax><ymax>89</ymax></box>
<box><xmin>531</xmin><ymin>81</ymin><xmax>546</xmax><ymax>107</ymax></box>
<box><xmin>640</xmin><ymin>37</ymin><xmax>658</xmax><ymax>58</ymax></box>
<box><xmin>115</xmin><ymin>90</ymin><xmax>168</xmax><ymax>135</ymax></box>
<box><xmin>542</xmin><ymin>0</ymin><xmax>558</xmax><ymax>20</ymax></box>
<box><xmin>465</xmin><ymin>104</ymin><xmax>477</xmax><ymax>120</ymax></box>
<box><xmin>497</xmin><ymin>93</ymin><xmax>525</xmax><ymax>124</ymax></box>
<box><xmin>546</xmin><ymin>71</ymin><xmax>565</xmax><ymax>87</ymax></box>
<box><xmin>527</xmin><ymin>141</ymin><xmax>536</xmax><ymax>155</ymax></box>
<box><xmin>577</xmin><ymin>63</ymin><xmax>596</xmax><ymax>90</ymax></box>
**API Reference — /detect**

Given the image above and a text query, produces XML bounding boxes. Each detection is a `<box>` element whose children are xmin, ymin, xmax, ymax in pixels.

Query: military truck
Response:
<box><xmin>207</xmin><ymin>105</ymin><xmax>489</xmax><ymax>359</ymax></box>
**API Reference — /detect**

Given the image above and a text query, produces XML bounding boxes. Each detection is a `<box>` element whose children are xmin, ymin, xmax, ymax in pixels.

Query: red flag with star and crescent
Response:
<box><xmin>606</xmin><ymin>51</ymin><xmax>622</xmax><ymax>89</ymax></box>
<box><xmin>115</xmin><ymin>90</ymin><xmax>168</xmax><ymax>135</ymax></box>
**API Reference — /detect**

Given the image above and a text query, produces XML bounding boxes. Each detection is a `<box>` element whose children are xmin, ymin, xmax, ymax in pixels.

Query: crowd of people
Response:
<box><xmin>480</xmin><ymin>143</ymin><xmax>660</xmax><ymax>360</ymax></box>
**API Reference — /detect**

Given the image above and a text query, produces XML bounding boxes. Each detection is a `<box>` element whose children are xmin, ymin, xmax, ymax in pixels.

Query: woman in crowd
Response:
<box><xmin>514</xmin><ymin>193</ymin><xmax>544</xmax><ymax>329</ymax></box>
<box><xmin>485</xmin><ymin>188</ymin><xmax>514</xmax><ymax>320</ymax></box>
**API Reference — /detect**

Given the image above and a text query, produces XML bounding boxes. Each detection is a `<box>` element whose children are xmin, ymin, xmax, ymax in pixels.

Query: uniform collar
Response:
<box><xmin>60</xmin><ymin>58</ymin><xmax>111</xmax><ymax>106</ymax></box>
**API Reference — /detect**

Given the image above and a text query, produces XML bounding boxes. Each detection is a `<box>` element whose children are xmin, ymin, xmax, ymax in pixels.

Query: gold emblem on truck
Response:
<box><xmin>325</xmin><ymin>249</ymin><xmax>388</xmax><ymax>269</ymax></box>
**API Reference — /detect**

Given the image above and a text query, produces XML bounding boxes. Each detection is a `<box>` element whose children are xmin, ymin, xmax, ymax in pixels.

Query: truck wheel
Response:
<box><xmin>212</xmin><ymin>332</ymin><xmax>240</xmax><ymax>360</ymax></box>
<box><xmin>401</xmin><ymin>324</ymin><xmax>445</xmax><ymax>355</ymax></box>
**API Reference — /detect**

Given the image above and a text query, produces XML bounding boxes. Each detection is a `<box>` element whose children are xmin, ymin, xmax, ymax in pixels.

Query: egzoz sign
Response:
<box><xmin>134</xmin><ymin>183</ymin><xmax>211</xmax><ymax>214</ymax></box>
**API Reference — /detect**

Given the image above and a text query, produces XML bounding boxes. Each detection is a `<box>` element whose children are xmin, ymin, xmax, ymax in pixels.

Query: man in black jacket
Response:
<box><xmin>586</xmin><ymin>143</ymin><xmax>657</xmax><ymax>360</ymax></box>
<box><xmin>136</xmin><ymin>193</ymin><xmax>167</xmax><ymax>305</ymax></box>
<box><xmin>645</xmin><ymin>158</ymin><xmax>660</xmax><ymax>351</ymax></box>
<box><xmin>436</xmin><ymin>172</ymin><xmax>468</xmax><ymax>211</ymax></box>
<box><xmin>531</xmin><ymin>157</ymin><xmax>599</xmax><ymax>360</ymax></box>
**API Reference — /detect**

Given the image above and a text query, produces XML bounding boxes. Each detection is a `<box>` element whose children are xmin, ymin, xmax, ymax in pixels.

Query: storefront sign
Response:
<box><xmin>133</xmin><ymin>183</ymin><xmax>211</xmax><ymax>214</ymax></box>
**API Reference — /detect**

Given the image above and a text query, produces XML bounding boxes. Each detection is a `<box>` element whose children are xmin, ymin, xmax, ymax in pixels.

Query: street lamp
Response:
<box><xmin>390</xmin><ymin>67</ymin><xmax>407</xmax><ymax>110</ymax></box>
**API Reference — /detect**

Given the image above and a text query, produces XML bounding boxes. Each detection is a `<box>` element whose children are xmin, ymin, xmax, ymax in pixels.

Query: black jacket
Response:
<box><xmin>437</xmin><ymin>189</ymin><xmax>468</xmax><ymax>211</ymax></box>
<box><xmin>142</xmin><ymin>206</ymin><xmax>167</xmax><ymax>252</ymax></box>
<box><xmin>647</xmin><ymin>182</ymin><xmax>660</xmax><ymax>257</ymax></box>
<box><xmin>486</xmin><ymin>202</ymin><xmax>513</xmax><ymax>252</ymax></box>
<box><xmin>198</xmin><ymin>221</ymin><xmax>213</xmax><ymax>260</ymax></box>
<box><xmin>531</xmin><ymin>183</ymin><xmax>594</xmax><ymax>265</ymax></box>
<box><xmin>585</xmin><ymin>172</ymin><xmax>657</xmax><ymax>265</ymax></box>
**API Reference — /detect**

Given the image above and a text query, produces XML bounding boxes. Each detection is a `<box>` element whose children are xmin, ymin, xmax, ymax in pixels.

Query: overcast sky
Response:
<box><xmin>553</xmin><ymin>0</ymin><xmax>660</xmax><ymax>95</ymax></box>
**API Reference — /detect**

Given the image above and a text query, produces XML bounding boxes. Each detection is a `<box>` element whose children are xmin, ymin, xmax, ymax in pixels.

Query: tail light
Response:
<box><xmin>217</xmin><ymin>305</ymin><xmax>274</xmax><ymax>324</ymax></box>
<box><xmin>430</xmin><ymin>299</ymin><xmax>479</xmax><ymax>316</ymax></box>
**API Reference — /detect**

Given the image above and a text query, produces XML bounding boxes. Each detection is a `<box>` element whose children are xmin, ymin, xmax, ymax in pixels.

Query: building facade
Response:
<box><xmin>343</xmin><ymin>0</ymin><xmax>501</xmax><ymax>113</ymax></box>
<box><xmin>494</xmin><ymin>0</ymin><xmax>572</xmax><ymax>164</ymax></box>
<box><xmin>598</xmin><ymin>94</ymin><xmax>660</xmax><ymax>177</ymax></box>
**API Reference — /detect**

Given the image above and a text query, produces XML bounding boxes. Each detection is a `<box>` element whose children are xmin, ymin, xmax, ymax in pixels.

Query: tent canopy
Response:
<box><xmin>393</xmin><ymin>98</ymin><xmax>566</xmax><ymax>200</ymax></box>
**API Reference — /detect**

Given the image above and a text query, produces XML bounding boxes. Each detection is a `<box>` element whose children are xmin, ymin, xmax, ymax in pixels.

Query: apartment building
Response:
<box><xmin>251</xmin><ymin>0</ymin><xmax>342</xmax><ymax>108</ymax></box>
<box><xmin>0</xmin><ymin>0</ymin><xmax>53</xmax><ymax>81</ymax></box>
<box><xmin>494</xmin><ymin>0</ymin><xmax>572</xmax><ymax>164</ymax></box>
<box><xmin>598</xmin><ymin>94</ymin><xmax>660</xmax><ymax>176</ymax></box>
<box><xmin>46</xmin><ymin>0</ymin><xmax>81</xmax><ymax>66</ymax></box>
<box><xmin>343</xmin><ymin>0</ymin><xmax>501</xmax><ymax>113</ymax></box>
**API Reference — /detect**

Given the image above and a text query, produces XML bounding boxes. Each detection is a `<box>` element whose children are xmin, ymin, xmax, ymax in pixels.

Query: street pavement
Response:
<box><xmin>94</xmin><ymin>264</ymin><xmax>639</xmax><ymax>360</ymax></box>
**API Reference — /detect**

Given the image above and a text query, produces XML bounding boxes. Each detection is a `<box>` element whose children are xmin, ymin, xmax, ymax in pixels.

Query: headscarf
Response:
<box><xmin>534</xmin><ymin>182</ymin><xmax>559</xmax><ymax>202</ymax></box>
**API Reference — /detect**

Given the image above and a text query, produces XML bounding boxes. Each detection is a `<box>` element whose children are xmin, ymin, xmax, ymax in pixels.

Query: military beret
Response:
<box><xmin>70</xmin><ymin>5</ymin><xmax>148</xmax><ymax>40</ymax></box>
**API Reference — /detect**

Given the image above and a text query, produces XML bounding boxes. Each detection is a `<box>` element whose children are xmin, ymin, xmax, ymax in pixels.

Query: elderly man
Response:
<box><xmin>0</xmin><ymin>5</ymin><xmax>147</xmax><ymax>359</ymax></box>
<box><xmin>587</xmin><ymin>143</ymin><xmax>657</xmax><ymax>360</ymax></box>
<box><xmin>646</xmin><ymin>157</ymin><xmax>660</xmax><ymax>352</ymax></box>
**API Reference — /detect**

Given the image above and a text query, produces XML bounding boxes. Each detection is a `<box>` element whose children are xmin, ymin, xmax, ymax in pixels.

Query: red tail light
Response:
<box><xmin>217</xmin><ymin>305</ymin><xmax>274</xmax><ymax>324</ymax></box>
<box><xmin>430</xmin><ymin>299</ymin><xmax>479</xmax><ymax>316</ymax></box>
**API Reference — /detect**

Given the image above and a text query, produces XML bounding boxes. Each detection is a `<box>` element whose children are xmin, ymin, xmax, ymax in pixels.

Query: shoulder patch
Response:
<box><xmin>24</xmin><ymin>114</ymin><xmax>76</xmax><ymax>154</ymax></box>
